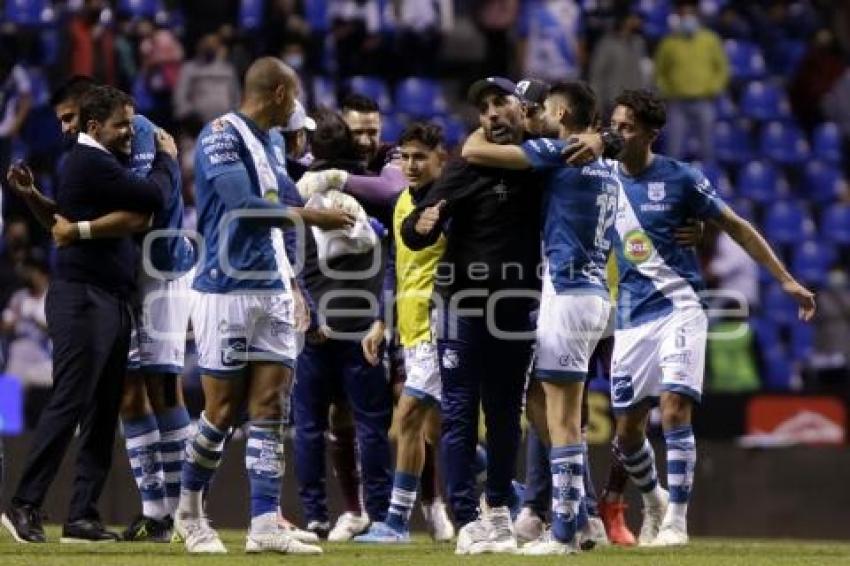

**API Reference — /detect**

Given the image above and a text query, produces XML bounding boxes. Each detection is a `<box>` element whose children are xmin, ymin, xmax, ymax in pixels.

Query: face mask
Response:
<box><xmin>284</xmin><ymin>53</ymin><xmax>304</xmax><ymax>70</ymax></box>
<box><xmin>681</xmin><ymin>14</ymin><xmax>700</xmax><ymax>35</ymax></box>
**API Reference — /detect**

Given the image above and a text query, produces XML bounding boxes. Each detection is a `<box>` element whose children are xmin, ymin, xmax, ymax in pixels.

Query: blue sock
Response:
<box><xmin>550</xmin><ymin>444</ymin><xmax>584</xmax><ymax>544</ymax></box>
<box><xmin>385</xmin><ymin>471</ymin><xmax>418</xmax><ymax>532</ymax></box>
<box><xmin>155</xmin><ymin>406</ymin><xmax>191</xmax><ymax>517</ymax></box>
<box><xmin>179</xmin><ymin>412</ymin><xmax>226</xmax><ymax>516</ymax></box>
<box><xmin>618</xmin><ymin>438</ymin><xmax>659</xmax><ymax>495</ymax></box>
<box><xmin>123</xmin><ymin>414</ymin><xmax>166</xmax><ymax>520</ymax></box>
<box><xmin>664</xmin><ymin>425</ymin><xmax>696</xmax><ymax>522</ymax></box>
<box><xmin>246</xmin><ymin>422</ymin><xmax>285</xmax><ymax>520</ymax></box>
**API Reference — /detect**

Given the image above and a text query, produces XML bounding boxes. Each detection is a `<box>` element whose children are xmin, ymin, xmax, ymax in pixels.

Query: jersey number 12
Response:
<box><xmin>594</xmin><ymin>191</ymin><xmax>617</xmax><ymax>251</ymax></box>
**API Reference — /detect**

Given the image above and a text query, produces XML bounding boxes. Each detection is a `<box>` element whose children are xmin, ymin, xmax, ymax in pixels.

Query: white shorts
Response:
<box><xmin>610</xmin><ymin>307</ymin><xmax>708</xmax><ymax>412</ymax></box>
<box><xmin>192</xmin><ymin>291</ymin><xmax>297</xmax><ymax>377</ymax></box>
<box><xmin>534</xmin><ymin>293</ymin><xmax>611</xmax><ymax>382</ymax></box>
<box><xmin>402</xmin><ymin>341</ymin><xmax>441</xmax><ymax>404</ymax></box>
<box><xmin>128</xmin><ymin>269</ymin><xmax>196</xmax><ymax>373</ymax></box>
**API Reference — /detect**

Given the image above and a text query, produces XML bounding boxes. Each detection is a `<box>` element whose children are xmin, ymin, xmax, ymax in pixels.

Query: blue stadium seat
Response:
<box><xmin>715</xmin><ymin>94</ymin><xmax>737</xmax><ymax>121</ymax></box>
<box><xmin>759</xmin><ymin>120</ymin><xmax>809</xmax><ymax>165</ymax></box>
<box><xmin>763</xmin><ymin>346</ymin><xmax>793</xmax><ymax>390</ymax></box>
<box><xmin>769</xmin><ymin>39</ymin><xmax>806</xmax><ymax>76</ymax></box>
<box><xmin>725</xmin><ymin>39</ymin><xmax>766</xmax><ymax>80</ymax></box>
<box><xmin>635</xmin><ymin>0</ymin><xmax>671</xmax><ymax>39</ymax></box>
<box><xmin>381</xmin><ymin>114</ymin><xmax>404</xmax><ymax>144</ymax></box>
<box><xmin>820</xmin><ymin>204</ymin><xmax>850</xmax><ymax>246</ymax></box>
<box><xmin>431</xmin><ymin>115</ymin><xmax>468</xmax><ymax>148</ymax></box>
<box><xmin>118</xmin><ymin>0</ymin><xmax>162</xmax><ymax>18</ymax></box>
<box><xmin>238</xmin><ymin>0</ymin><xmax>265</xmax><ymax>30</ymax></box>
<box><xmin>803</xmin><ymin>160</ymin><xmax>845</xmax><ymax>205</ymax></box>
<box><xmin>812</xmin><ymin>122</ymin><xmax>842</xmax><ymax>164</ymax></box>
<box><xmin>763</xmin><ymin>200</ymin><xmax>813</xmax><ymax>244</ymax></box>
<box><xmin>739</xmin><ymin>80</ymin><xmax>790</xmax><ymax>122</ymax></box>
<box><xmin>737</xmin><ymin>160</ymin><xmax>786</xmax><ymax>203</ymax></box>
<box><xmin>714</xmin><ymin>120</ymin><xmax>753</xmax><ymax>166</ymax></box>
<box><xmin>312</xmin><ymin>76</ymin><xmax>337</xmax><ymax>109</ymax></box>
<box><xmin>347</xmin><ymin>76</ymin><xmax>392</xmax><ymax>113</ymax></box>
<box><xmin>791</xmin><ymin>240</ymin><xmax>836</xmax><ymax>287</ymax></box>
<box><xmin>5</xmin><ymin>0</ymin><xmax>46</xmax><ymax>25</ymax></box>
<box><xmin>395</xmin><ymin>78</ymin><xmax>447</xmax><ymax>118</ymax></box>
<box><xmin>762</xmin><ymin>283</ymin><xmax>799</xmax><ymax>326</ymax></box>
<box><xmin>790</xmin><ymin>322</ymin><xmax>814</xmax><ymax>361</ymax></box>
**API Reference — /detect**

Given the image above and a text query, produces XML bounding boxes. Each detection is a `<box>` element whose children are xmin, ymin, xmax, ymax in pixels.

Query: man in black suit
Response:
<box><xmin>1</xmin><ymin>85</ymin><xmax>179</xmax><ymax>543</ymax></box>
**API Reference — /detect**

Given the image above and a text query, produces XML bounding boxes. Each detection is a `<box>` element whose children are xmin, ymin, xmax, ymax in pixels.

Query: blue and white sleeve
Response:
<box><xmin>685</xmin><ymin>167</ymin><xmax>727</xmax><ymax>220</ymax></box>
<box><xmin>521</xmin><ymin>138</ymin><xmax>568</xmax><ymax>171</ymax></box>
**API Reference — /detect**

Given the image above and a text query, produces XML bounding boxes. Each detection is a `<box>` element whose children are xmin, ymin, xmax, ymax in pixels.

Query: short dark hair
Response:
<box><xmin>399</xmin><ymin>122</ymin><xmax>443</xmax><ymax>150</ymax></box>
<box><xmin>78</xmin><ymin>85</ymin><xmax>134</xmax><ymax>131</ymax></box>
<box><xmin>341</xmin><ymin>93</ymin><xmax>379</xmax><ymax>114</ymax></box>
<box><xmin>310</xmin><ymin>107</ymin><xmax>360</xmax><ymax>161</ymax></box>
<box><xmin>614</xmin><ymin>89</ymin><xmax>667</xmax><ymax>130</ymax></box>
<box><xmin>548</xmin><ymin>81</ymin><xmax>599</xmax><ymax>131</ymax></box>
<box><xmin>50</xmin><ymin>75</ymin><xmax>98</xmax><ymax>108</ymax></box>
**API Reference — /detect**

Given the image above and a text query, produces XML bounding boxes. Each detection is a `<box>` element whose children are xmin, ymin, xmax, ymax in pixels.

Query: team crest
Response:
<box><xmin>648</xmin><ymin>182</ymin><xmax>665</xmax><ymax>202</ymax></box>
<box><xmin>515</xmin><ymin>80</ymin><xmax>530</xmax><ymax>97</ymax></box>
<box><xmin>211</xmin><ymin>118</ymin><xmax>226</xmax><ymax>132</ymax></box>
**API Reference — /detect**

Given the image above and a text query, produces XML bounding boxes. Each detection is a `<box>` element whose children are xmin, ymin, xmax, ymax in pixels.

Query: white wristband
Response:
<box><xmin>77</xmin><ymin>221</ymin><xmax>92</xmax><ymax>240</ymax></box>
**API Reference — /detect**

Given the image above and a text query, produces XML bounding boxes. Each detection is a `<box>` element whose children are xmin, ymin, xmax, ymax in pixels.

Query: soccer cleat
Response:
<box><xmin>174</xmin><ymin>514</ymin><xmax>227</xmax><ymax>554</ymax></box>
<box><xmin>276</xmin><ymin>509</ymin><xmax>319</xmax><ymax>543</ymax></box>
<box><xmin>60</xmin><ymin>519</ymin><xmax>121</xmax><ymax>543</ymax></box>
<box><xmin>306</xmin><ymin>520</ymin><xmax>330</xmax><ymax>540</ymax></box>
<box><xmin>598</xmin><ymin>499</ymin><xmax>636</xmax><ymax>546</ymax></box>
<box><xmin>1</xmin><ymin>504</ymin><xmax>46</xmax><ymax>543</ymax></box>
<box><xmin>638</xmin><ymin>488</ymin><xmax>669</xmax><ymax>546</ymax></box>
<box><xmin>578</xmin><ymin>516</ymin><xmax>609</xmax><ymax>550</ymax></box>
<box><xmin>122</xmin><ymin>515</ymin><xmax>172</xmax><ymax>542</ymax></box>
<box><xmin>327</xmin><ymin>511</ymin><xmax>370</xmax><ymax>542</ymax></box>
<box><xmin>246</xmin><ymin>528</ymin><xmax>323</xmax><ymax>554</ymax></box>
<box><xmin>422</xmin><ymin>501</ymin><xmax>455</xmax><ymax>542</ymax></box>
<box><xmin>649</xmin><ymin>519</ymin><xmax>689</xmax><ymax>547</ymax></box>
<box><xmin>514</xmin><ymin>507</ymin><xmax>545</xmax><ymax>543</ymax></box>
<box><xmin>518</xmin><ymin>530</ymin><xmax>579</xmax><ymax>556</ymax></box>
<box><xmin>352</xmin><ymin>521</ymin><xmax>410</xmax><ymax>543</ymax></box>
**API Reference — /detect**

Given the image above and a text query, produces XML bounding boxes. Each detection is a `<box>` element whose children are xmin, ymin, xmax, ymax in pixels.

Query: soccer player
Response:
<box><xmin>174</xmin><ymin>57</ymin><xmax>353</xmax><ymax>555</ymax></box>
<box><xmin>606</xmin><ymin>89</ymin><xmax>815</xmax><ymax>546</ymax></box>
<box><xmin>461</xmin><ymin>80</ymin><xmax>620</xmax><ymax>555</ymax></box>
<box><xmin>353</xmin><ymin>122</ymin><xmax>452</xmax><ymax>543</ymax></box>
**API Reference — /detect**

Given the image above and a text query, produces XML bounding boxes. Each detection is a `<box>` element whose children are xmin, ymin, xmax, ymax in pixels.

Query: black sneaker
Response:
<box><xmin>122</xmin><ymin>515</ymin><xmax>172</xmax><ymax>542</ymax></box>
<box><xmin>1</xmin><ymin>504</ymin><xmax>46</xmax><ymax>543</ymax></box>
<box><xmin>60</xmin><ymin>518</ymin><xmax>121</xmax><ymax>543</ymax></box>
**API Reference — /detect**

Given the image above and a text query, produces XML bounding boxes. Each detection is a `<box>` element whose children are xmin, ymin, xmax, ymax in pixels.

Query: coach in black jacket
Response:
<box><xmin>1</xmin><ymin>86</ymin><xmax>178</xmax><ymax>543</ymax></box>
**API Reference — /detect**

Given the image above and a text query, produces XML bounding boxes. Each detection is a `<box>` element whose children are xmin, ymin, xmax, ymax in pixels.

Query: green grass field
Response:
<box><xmin>2</xmin><ymin>529</ymin><xmax>849</xmax><ymax>565</ymax></box>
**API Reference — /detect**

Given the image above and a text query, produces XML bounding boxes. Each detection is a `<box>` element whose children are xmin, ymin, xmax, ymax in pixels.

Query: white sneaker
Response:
<box><xmin>276</xmin><ymin>508</ymin><xmax>319</xmax><ymax>543</ymax></box>
<box><xmin>578</xmin><ymin>516</ymin><xmax>609</xmax><ymax>550</ymax></box>
<box><xmin>455</xmin><ymin>518</ymin><xmax>490</xmax><ymax>555</ymax></box>
<box><xmin>514</xmin><ymin>507</ymin><xmax>545</xmax><ymax>543</ymax></box>
<box><xmin>649</xmin><ymin>519</ymin><xmax>689</xmax><ymax>547</ymax></box>
<box><xmin>455</xmin><ymin>507</ymin><xmax>516</xmax><ymax>555</ymax></box>
<box><xmin>519</xmin><ymin>530</ymin><xmax>578</xmax><ymax>556</ymax></box>
<box><xmin>327</xmin><ymin>512</ymin><xmax>370</xmax><ymax>542</ymax></box>
<box><xmin>422</xmin><ymin>501</ymin><xmax>455</xmax><ymax>542</ymax></box>
<box><xmin>246</xmin><ymin>528</ymin><xmax>323</xmax><ymax>554</ymax></box>
<box><xmin>638</xmin><ymin>488</ymin><xmax>669</xmax><ymax>546</ymax></box>
<box><xmin>174</xmin><ymin>514</ymin><xmax>227</xmax><ymax>554</ymax></box>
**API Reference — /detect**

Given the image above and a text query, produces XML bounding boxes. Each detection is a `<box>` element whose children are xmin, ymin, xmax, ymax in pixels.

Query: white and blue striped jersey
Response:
<box><xmin>522</xmin><ymin>138</ymin><xmax>619</xmax><ymax>297</ymax></box>
<box><xmin>614</xmin><ymin>155</ymin><xmax>727</xmax><ymax>329</ymax></box>
<box><xmin>192</xmin><ymin>114</ymin><xmax>290</xmax><ymax>293</ymax></box>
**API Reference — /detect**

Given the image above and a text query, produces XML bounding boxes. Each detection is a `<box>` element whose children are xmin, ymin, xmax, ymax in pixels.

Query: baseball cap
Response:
<box><xmin>514</xmin><ymin>79</ymin><xmax>550</xmax><ymax>107</ymax></box>
<box><xmin>283</xmin><ymin>100</ymin><xmax>316</xmax><ymax>132</ymax></box>
<box><xmin>467</xmin><ymin>77</ymin><xmax>518</xmax><ymax>104</ymax></box>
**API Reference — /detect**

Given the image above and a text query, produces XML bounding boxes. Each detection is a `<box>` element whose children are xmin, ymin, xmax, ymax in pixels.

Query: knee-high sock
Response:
<box><xmin>385</xmin><ymin>471</ymin><xmax>418</xmax><ymax>532</ymax></box>
<box><xmin>550</xmin><ymin>444</ymin><xmax>584</xmax><ymax>544</ymax></box>
<box><xmin>664</xmin><ymin>425</ymin><xmax>696</xmax><ymax>524</ymax></box>
<box><xmin>617</xmin><ymin>438</ymin><xmax>663</xmax><ymax>507</ymax></box>
<box><xmin>123</xmin><ymin>414</ymin><xmax>167</xmax><ymax>520</ymax></box>
<box><xmin>247</xmin><ymin>421</ymin><xmax>285</xmax><ymax>528</ymax></box>
<box><xmin>155</xmin><ymin>406</ymin><xmax>191</xmax><ymax>516</ymax></box>
<box><xmin>178</xmin><ymin>412</ymin><xmax>225</xmax><ymax>517</ymax></box>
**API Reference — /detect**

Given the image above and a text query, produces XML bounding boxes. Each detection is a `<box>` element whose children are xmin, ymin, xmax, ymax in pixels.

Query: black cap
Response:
<box><xmin>514</xmin><ymin>79</ymin><xmax>550</xmax><ymax>106</ymax></box>
<box><xmin>467</xmin><ymin>77</ymin><xmax>518</xmax><ymax>104</ymax></box>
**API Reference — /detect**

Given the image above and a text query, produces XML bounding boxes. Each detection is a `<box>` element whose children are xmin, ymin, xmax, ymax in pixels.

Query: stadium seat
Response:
<box><xmin>238</xmin><ymin>0</ymin><xmax>264</xmax><ymax>30</ymax></box>
<box><xmin>431</xmin><ymin>115</ymin><xmax>468</xmax><ymax>148</ymax></box>
<box><xmin>739</xmin><ymin>80</ymin><xmax>790</xmax><ymax>122</ymax></box>
<box><xmin>312</xmin><ymin>76</ymin><xmax>337</xmax><ymax>109</ymax></box>
<box><xmin>790</xmin><ymin>322</ymin><xmax>814</xmax><ymax>361</ymax></box>
<box><xmin>763</xmin><ymin>200</ymin><xmax>814</xmax><ymax>245</ymax></box>
<box><xmin>762</xmin><ymin>345</ymin><xmax>793</xmax><ymax>390</ymax></box>
<box><xmin>714</xmin><ymin>120</ymin><xmax>753</xmax><ymax>166</ymax></box>
<box><xmin>715</xmin><ymin>94</ymin><xmax>737</xmax><ymax>120</ymax></box>
<box><xmin>381</xmin><ymin>114</ymin><xmax>405</xmax><ymax>144</ymax></box>
<box><xmin>791</xmin><ymin>240</ymin><xmax>836</xmax><ymax>287</ymax></box>
<box><xmin>5</xmin><ymin>0</ymin><xmax>46</xmax><ymax>24</ymax></box>
<box><xmin>119</xmin><ymin>0</ymin><xmax>162</xmax><ymax>18</ymax></box>
<box><xmin>394</xmin><ymin>78</ymin><xmax>447</xmax><ymax>118</ymax></box>
<box><xmin>725</xmin><ymin>40</ymin><xmax>766</xmax><ymax>80</ymax></box>
<box><xmin>635</xmin><ymin>0</ymin><xmax>672</xmax><ymax>39</ymax></box>
<box><xmin>762</xmin><ymin>283</ymin><xmax>800</xmax><ymax>326</ymax></box>
<box><xmin>769</xmin><ymin>39</ymin><xmax>806</xmax><ymax>76</ymax></box>
<box><xmin>812</xmin><ymin>122</ymin><xmax>842</xmax><ymax>164</ymax></box>
<box><xmin>820</xmin><ymin>204</ymin><xmax>850</xmax><ymax>246</ymax></box>
<box><xmin>803</xmin><ymin>160</ymin><xmax>846</xmax><ymax>205</ymax></box>
<box><xmin>759</xmin><ymin>121</ymin><xmax>810</xmax><ymax>165</ymax></box>
<box><xmin>737</xmin><ymin>160</ymin><xmax>786</xmax><ymax>204</ymax></box>
<box><xmin>347</xmin><ymin>76</ymin><xmax>393</xmax><ymax>113</ymax></box>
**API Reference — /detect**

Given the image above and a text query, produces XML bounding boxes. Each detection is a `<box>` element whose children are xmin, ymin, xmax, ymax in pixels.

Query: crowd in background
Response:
<box><xmin>2</xmin><ymin>0</ymin><xmax>850</xmax><ymax>415</ymax></box>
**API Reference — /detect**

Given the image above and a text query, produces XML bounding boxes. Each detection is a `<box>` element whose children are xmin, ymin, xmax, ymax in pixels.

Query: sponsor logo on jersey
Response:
<box><xmin>442</xmin><ymin>348</ymin><xmax>459</xmax><ymax>369</ymax></box>
<box><xmin>612</xmin><ymin>374</ymin><xmax>634</xmax><ymax>404</ymax></box>
<box><xmin>559</xmin><ymin>354</ymin><xmax>578</xmax><ymax>368</ymax></box>
<box><xmin>221</xmin><ymin>337</ymin><xmax>247</xmax><ymax>367</ymax></box>
<box><xmin>623</xmin><ymin>229</ymin><xmax>653</xmax><ymax>264</ymax></box>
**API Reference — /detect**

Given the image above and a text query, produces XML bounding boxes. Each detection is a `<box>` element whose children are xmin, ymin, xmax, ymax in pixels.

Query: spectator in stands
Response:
<box><xmin>137</xmin><ymin>19</ymin><xmax>184</xmax><ymax>130</ymax></box>
<box><xmin>67</xmin><ymin>0</ymin><xmax>117</xmax><ymax>85</ymax></box>
<box><xmin>392</xmin><ymin>0</ymin><xmax>454</xmax><ymax>77</ymax></box>
<box><xmin>173</xmin><ymin>33</ymin><xmax>240</xmax><ymax>125</ymax></box>
<box><xmin>823</xmin><ymin>67</ymin><xmax>850</xmax><ymax>177</ymax></box>
<box><xmin>262</xmin><ymin>0</ymin><xmax>311</xmax><ymax>59</ymax></box>
<box><xmin>789</xmin><ymin>28</ymin><xmax>845</xmax><ymax>132</ymax></box>
<box><xmin>2</xmin><ymin>255</ymin><xmax>51</xmax><ymax>387</ymax></box>
<box><xmin>808</xmin><ymin>265</ymin><xmax>850</xmax><ymax>387</ymax></box>
<box><xmin>0</xmin><ymin>218</ymin><xmax>33</xmax><ymax>312</ymax></box>
<box><xmin>516</xmin><ymin>0</ymin><xmax>585</xmax><ymax>85</ymax></box>
<box><xmin>329</xmin><ymin>0</ymin><xmax>384</xmax><ymax>77</ymax></box>
<box><xmin>589</xmin><ymin>11</ymin><xmax>648</xmax><ymax>116</ymax></box>
<box><xmin>472</xmin><ymin>0</ymin><xmax>518</xmax><ymax>77</ymax></box>
<box><xmin>654</xmin><ymin>0</ymin><xmax>728</xmax><ymax>163</ymax></box>
<box><xmin>705</xmin><ymin>229</ymin><xmax>760</xmax><ymax>312</ymax></box>
<box><xmin>0</xmin><ymin>50</ymin><xmax>32</xmax><ymax>192</ymax></box>
<box><xmin>712</xmin><ymin>4</ymin><xmax>752</xmax><ymax>40</ymax></box>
